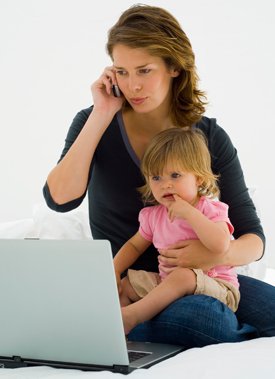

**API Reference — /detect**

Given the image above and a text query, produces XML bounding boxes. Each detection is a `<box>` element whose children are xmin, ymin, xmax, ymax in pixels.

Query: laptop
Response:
<box><xmin>0</xmin><ymin>239</ymin><xmax>183</xmax><ymax>374</ymax></box>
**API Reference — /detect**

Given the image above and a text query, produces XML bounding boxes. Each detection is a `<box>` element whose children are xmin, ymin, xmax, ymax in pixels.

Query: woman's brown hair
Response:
<box><xmin>106</xmin><ymin>4</ymin><xmax>207</xmax><ymax>127</ymax></box>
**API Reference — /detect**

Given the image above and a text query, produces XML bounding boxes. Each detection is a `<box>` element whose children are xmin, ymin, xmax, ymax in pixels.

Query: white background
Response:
<box><xmin>1</xmin><ymin>0</ymin><xmax>275</xmax><ymax>268</ymax></box>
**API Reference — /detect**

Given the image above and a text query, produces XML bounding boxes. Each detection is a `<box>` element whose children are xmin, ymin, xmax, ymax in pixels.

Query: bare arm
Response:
<box><xmin>47</xmin><ymin>67</ymin><xmax>124</xmax><ymax>205</ymax></box>
<box><xmin>158</xmin><ymin>233</ymin><xmax>263</xmax><ymax>272</ymax></box>
<box><xmin>224</xmin><ymin>233</ymin><xmax>263</xmax><ymax>266</ymax></box>
<box><xmin>114</xmin><ymin>232</ymin><xmax>152</xmax><ymax>276</ymax></box>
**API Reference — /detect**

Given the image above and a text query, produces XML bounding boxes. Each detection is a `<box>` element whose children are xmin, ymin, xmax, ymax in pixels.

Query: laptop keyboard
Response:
<box><xmin>128</xmin><ymin>350</ymin><xmax>151</xmax><ymax>362</ymax></box>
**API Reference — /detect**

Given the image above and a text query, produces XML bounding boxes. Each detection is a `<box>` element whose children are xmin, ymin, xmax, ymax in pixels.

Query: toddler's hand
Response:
<box><xmin>167</xmin><ymin>194</ymin><xmax>190</xmax><ymax>221</ymax></box>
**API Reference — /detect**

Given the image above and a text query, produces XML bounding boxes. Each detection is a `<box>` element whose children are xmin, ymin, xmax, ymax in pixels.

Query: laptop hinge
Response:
<box><xmin>113</xmin><ymin>364</ymin><xmax>130</xmax><ymax>374</ymax></box>
<box><xmin>0</xmin><ymin>356</ymin><xmax>28</xmax><ymax>369</ymax></box>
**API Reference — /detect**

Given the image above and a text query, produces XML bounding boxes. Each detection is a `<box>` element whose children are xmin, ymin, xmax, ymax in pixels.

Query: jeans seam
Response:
<box><xmin>151</xmin><ymin>320</ymin><xmax>226</xmax><ymax>344</ymax></box>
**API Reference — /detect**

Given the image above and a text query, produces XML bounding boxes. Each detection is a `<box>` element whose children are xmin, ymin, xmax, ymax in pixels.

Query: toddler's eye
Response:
<box><xmin>171</xmin><ymin>172</ymin><xmax>181</xmax><ymax>179</ymax></box>
<box><xmin>151</xmin><ymin>175</ymin><xmax>161</xmax><ymax>181</ymax></box>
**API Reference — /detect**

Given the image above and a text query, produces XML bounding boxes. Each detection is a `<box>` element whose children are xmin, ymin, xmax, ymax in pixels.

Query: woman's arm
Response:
<box><xmin>158</xmin><ymin>233</ymin><xmax>263</xmax><ymax>272</ymax></box>
<box><xmin>47</xmin><ymin>109</ymin><xmax>114</xmax><ymax>204</ymax></box>
<box><xmin>176</xmin><ymin>117</ymin><xmax>266</xmax><ymax>270</ymax></box>
<box><xmin>46</xmin><ymin>68</ymin><xmax>123</xmax><ymax>205</ymax></box>
<box><xmin>206</xmin><ymin>120</ymin><xmax>265</xmax><ymax>248</ymax></box>
<box><xmin>225</xmin><ymin>233</ymin><xmax>263</xmax><ymax>265</ymax></box>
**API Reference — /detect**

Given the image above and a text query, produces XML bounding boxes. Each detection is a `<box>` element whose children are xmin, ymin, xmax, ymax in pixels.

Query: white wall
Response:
<box><xmin>1</xmin><ymin>0</ymin><xmax>275</xmax><ymax>268</ymax></box>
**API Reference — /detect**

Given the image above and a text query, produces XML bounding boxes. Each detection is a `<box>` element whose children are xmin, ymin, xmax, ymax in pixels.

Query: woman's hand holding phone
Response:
<box><xmin>91</xmin><ymin>66</ymin><xmax>123</xmax><ymax>115</ymax></box>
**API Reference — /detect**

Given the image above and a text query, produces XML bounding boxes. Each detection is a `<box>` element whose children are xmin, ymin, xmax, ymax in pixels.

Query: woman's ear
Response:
<box><xmin>171</xmin><ymin>68</ymin><xmax>180</xmax><ymax>78</ymax></box>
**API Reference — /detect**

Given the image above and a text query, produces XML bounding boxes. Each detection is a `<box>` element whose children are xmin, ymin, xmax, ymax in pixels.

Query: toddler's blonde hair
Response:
<box><xmin>140</xmin><ymin>128</ymin><xmax>219</xmax><ymax>205</ymax></box>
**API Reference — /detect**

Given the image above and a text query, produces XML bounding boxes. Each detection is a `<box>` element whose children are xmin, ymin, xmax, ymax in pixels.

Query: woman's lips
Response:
<box><xmin>130</xmin><ymin>97</ymin><xmax>147</xmax><ymax>105</ymax></box>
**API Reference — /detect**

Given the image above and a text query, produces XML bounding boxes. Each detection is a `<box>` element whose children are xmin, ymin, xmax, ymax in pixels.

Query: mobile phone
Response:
<box><xmin>112</xmin><ymin>84</ymin><xmax>122</xmax><ymax>98</ymax></box>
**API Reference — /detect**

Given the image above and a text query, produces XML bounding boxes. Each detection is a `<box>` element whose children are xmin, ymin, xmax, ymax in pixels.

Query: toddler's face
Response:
<box><xmin>149</xmin><ymin>165</ymin><xmax>201</xmax><ymax>206</ymax></box>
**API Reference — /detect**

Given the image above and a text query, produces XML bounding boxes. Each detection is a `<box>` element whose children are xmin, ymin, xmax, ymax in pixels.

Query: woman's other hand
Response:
<box><xmin>158</xmin><ymin>240</ymin><xmax>227</xmax><ymax>272</ymax></box>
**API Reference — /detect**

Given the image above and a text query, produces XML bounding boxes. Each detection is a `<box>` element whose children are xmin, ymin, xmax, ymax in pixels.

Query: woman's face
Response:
<box><xmin>112</xmin><ymin>44</ymin><xmax>178</xmax><ymax>114</ymax></box>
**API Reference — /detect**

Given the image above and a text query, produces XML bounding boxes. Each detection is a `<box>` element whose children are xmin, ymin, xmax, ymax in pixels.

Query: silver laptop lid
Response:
<box><xmin>0</xmin><ymin>239</ymin><xmax>129</xmax><ymax>367</ymax></box>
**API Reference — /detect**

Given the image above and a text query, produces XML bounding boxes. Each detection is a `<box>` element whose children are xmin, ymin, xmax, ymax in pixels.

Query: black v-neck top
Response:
<box><xmin>43</xmin><ymin>106</ymin><xmax>265</xmax><ymax>272</ymax></box>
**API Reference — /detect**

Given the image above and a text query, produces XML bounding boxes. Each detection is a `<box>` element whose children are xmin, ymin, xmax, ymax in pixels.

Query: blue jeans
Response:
<box><xmin>128</xmin><ymin>275</ymin><xmax>275</xmax><ymax>348</ymax></box>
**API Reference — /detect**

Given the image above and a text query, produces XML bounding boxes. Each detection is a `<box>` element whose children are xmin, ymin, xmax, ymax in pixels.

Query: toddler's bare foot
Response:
<box><xmin>121</xmin><ymin>305</ymin><xmax>138</xmax><ymax>335</ymax></box>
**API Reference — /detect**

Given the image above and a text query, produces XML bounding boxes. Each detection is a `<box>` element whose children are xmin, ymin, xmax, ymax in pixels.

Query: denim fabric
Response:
<box><xmin>236</xmin><ymin>275</ymin><xmax>275</xmax><ymax>336</ymax></box>
<box><xmin>128</xmin><ymin>275</ymin><xmax>275</xmax><ymax>348</ymax></box>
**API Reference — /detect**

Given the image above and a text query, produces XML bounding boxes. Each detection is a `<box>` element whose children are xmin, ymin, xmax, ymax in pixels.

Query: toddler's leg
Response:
<box><xmin>119</xmin><ymin>276</ymin><xmax>141</xmax><ymax>307</ymax></box>
<box><xmin>122</xmin><ymin>267</ymin><xmax>196</xmax><ymax>334</ymax></box>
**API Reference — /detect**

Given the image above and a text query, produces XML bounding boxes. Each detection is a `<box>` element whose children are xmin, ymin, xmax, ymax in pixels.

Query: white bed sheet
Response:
<box><xmin>0</xmin><ymin>337</ymin><xmax>274</xmax><ymax>379</ymax></box>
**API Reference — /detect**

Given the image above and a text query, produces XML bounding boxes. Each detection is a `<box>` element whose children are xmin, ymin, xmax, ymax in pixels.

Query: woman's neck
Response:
<box><xmin>123</xmin><ymin>108</ymin><xmax>174</xmax><ymax>134</ymax></box>
<box><xmin>121</xmin><ymin>108</ymin><xmax>174</xmax><ymax>160</ymax></box>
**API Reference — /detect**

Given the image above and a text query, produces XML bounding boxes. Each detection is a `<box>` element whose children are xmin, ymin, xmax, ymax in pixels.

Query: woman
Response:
<box><xmin>44</xmin><ymin>4</ymin><xmax>275</xmax><ymax>347</ymax></box>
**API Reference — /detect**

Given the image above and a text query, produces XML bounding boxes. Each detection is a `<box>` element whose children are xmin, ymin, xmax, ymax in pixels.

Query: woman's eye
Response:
<box><xmin>116</xmin><ymin>70</ymin><xmax>127</xmax><ymax>76</ymax></box>
<box><xmin>139</xmin><ymin>68</ymin><xmax>151</xmax><ymax>74</ymax></box>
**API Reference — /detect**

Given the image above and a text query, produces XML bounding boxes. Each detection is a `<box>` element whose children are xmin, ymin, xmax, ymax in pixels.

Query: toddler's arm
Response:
<box><xmin>114</xmin><ymin>232</ymin><xmax>151</xmax><ymax>277</ymax></box>
<box><xmin>168</xmin><ymin>195</ymin><xmax>231</xmax><ymax>255</ymax></box>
